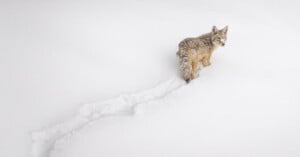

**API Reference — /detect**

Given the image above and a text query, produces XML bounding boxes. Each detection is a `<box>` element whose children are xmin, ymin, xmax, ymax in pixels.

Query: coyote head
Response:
<box><xmin>211</xmin><ymin>26</ymin><xmax>228</xmax><ymax>47</ymax></box>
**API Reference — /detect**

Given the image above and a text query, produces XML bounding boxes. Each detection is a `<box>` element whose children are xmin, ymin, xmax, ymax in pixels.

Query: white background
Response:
<box><xmin>0</xmin><ymin>0</ymin><xmax>300</xmax><ymax>157</ymax></box>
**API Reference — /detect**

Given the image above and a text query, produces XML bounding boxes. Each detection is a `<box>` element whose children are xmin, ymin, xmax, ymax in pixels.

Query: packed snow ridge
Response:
<box><xmin>31</xmin><ymin>76</ymin><xmax>185</xmax><ymax>157</ymax></box>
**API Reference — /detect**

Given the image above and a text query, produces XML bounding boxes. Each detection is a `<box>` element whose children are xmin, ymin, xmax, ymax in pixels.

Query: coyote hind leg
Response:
<box><xmin>191</xmin><ymin>61</ymin><xmax>200</xmax><ymax>79</ymax></box>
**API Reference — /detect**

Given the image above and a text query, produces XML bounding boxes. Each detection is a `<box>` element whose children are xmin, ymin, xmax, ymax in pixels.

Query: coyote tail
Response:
<box><xmin>177</xmin><ymin>48</ymin><xmax>192</xmax><ymax>83</ymax></box>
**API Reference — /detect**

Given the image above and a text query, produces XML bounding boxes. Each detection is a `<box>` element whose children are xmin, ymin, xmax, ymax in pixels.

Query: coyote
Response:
<box><xmin>177</xmin><ymin>25</ymin><xmax>228</xmax><ymax>83</ymax></box>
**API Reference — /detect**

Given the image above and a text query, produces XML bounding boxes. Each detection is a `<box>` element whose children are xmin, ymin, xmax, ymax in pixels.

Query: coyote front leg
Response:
<box><xmin>202</xmin><ymin>53</ymin><xmax>212</xmax><ymax>67</ymax></box>
<box><xmin>191</xmin><ymin>61</ymin><xmax>200</xmax><ymax>79</ymax></box>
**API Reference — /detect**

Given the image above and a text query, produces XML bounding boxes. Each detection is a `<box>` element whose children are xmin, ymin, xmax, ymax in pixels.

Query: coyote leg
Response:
<box><xmin>202</xmin><ymin>54</ymin><xmax>211</xmax><ymax>67</ymax></box>
<box><xmin>191</xmin><ymin>61</ymin><xmax>200</xmax><ymax>79</ymax></box>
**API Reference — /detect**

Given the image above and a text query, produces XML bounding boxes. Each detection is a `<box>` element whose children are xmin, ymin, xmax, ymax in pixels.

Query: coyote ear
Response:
<box><xmin>212</xmin><ymin>26</ymin><xmax>218</xmax><ymax>34</ymax></box>
<box><xmin>222</xmin><ymin>26</ymin><xmax>228</xmax><ymax>34</ymax></box>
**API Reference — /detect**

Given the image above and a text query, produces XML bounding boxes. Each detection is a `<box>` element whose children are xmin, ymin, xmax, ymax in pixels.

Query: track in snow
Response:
<box><xmin>31</xmin><ymin>76</ymin><xmax>185</xmax><ymax>157</ymax></box>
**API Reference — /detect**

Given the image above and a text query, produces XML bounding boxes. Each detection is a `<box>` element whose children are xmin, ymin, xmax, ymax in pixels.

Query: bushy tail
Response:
<box><xmin>177</xmin><ymin>48</ymin><xmax>192</xmax><ymax>83</ymax></box>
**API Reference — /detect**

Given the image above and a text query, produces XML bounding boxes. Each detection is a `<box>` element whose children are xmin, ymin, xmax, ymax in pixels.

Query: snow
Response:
<box><xmin>0</xmin><ymin>0</ymin><xmax>300</xmax><ymax>157</ymax></box>
<box><xmin>31</xmin><ymin>77</ymin><xmax>185</xmax><ymax>157</ymax></box>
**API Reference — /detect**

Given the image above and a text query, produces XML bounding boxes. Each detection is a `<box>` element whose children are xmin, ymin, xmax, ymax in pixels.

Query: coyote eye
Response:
<box><xmin>214</xmin><ymin>37</ymin><xmax>220</xmax><ymax>41</ymax></box>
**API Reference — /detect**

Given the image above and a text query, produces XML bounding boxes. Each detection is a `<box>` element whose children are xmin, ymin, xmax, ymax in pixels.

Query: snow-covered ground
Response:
<box><xmin>1</xmin><ymin>0</ymin><xmax>300</xmax><ymax>157</ymax></box>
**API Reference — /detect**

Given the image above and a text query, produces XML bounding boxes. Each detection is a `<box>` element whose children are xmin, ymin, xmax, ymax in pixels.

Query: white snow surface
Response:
<box><xmin>31</xmin><ymin>77</ymin><xmax>185</xmax><ymax>157</ymax></box>
<box><xmin>1</xmin><ymin>0</ymin><xmax>300</xmax><ymax>157</ymax></box>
